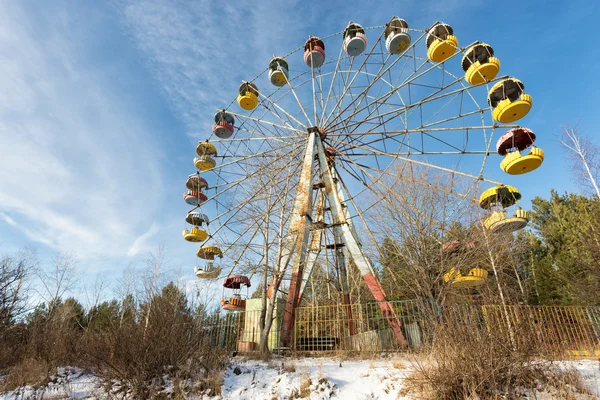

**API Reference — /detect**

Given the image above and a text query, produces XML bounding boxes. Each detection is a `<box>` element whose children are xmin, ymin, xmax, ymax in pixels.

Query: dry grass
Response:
<box><xmin>0</xmin><ymin>358</ymin><xmax>50</xmax><ymax>391</ymax></box>
<box><xmin>283</xmin><ymin>361</ymin><xmax>296</xmax><ymax>373</ymax></box>
<box><xmin>407</xmin><ymin>323</ymin><xmax>592</xmax><ymax>399</ymax></box>
<box><xmin>297</xmin><ymin>373</ymin><xmax>312</xmax><ymax>398</ymax></box>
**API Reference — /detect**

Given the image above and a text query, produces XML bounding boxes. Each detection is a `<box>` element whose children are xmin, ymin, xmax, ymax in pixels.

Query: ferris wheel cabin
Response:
<box><xmin>268</xmin><ymin>57</ymin><xmax>289</xmax><ymax>87</ymax></box>
<box><xmin>237</xmin><ymin>82</ymin><xmax>259</xmax><ymax>110</ymax></box>
<box><xmin>304</xmin><ymin>36</ymin><xmax>325</xmax><ymax>68</ymax></box>
<box><xmin>496</xmin><ymin>127</ymin><xmax>544</xmax><ymax>175</ymax></box>
<box><xmin>441</xmin><ymin>240</ymin><xmax>488</xmax><ymax>289</ymax></box>
<box><xmin>343</xmin><ymin>22</ymin><xmax>368</xmax><ymax>56</ymax></box>
<box><xmin>185</xmin><ymin>174</ymin><xmax>208</xmax><ymax>191</ymax></box>
<box><xmin>462</xmin><ymin>43</ymin><xmax>501</xmax><ymax>85</ymax></box>
<box><xmin>384</xmin><ymin>17</ymin><xmax>411</xmax><ymax>54</ymax></box>
<box><xmin>221</xmin><ymin>275</ymin><xmax>251</xmax><ymax>311</ymax></box>
<box><xmin>426</xmin><ymin>23</ymin><xmax>458</xmax><ymax>62</ymax></box>
<box><xmin>488</xmin><ymin>78</ymin><xmax>532</xmax><ymax>123</ymax></box>
<box><xmin>212</xmin><ymin>111</ymin><xmax>235</xmax><ymax>139</ymax></box>
<box><xmin>479</xmin><ymin>185</ymin><xmax>529</xmax><ymax>233</ymax></box>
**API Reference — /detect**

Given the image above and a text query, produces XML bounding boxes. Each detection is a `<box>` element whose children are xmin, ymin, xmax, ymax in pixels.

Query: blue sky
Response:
<box><xmin>0</xmin><ymin>0</ymin><xmax>598</xmax><ymax>295</ymax></box>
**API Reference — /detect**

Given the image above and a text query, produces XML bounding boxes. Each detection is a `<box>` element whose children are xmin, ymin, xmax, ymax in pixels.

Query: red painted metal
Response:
<box><xmin>496</xmin><ymin>127</ymin><xmax>536</xmax><ymax>155</ymax></box>
<box><xmin>186</xmin><ymin>175</ymin><xmax>208</xmax><ymax>190</ymax></box>
<box><xmin>223</xmin><ymin>275</ymin><xmax>251</xmax><ymax>289</ymax></box>
<box><xmin>363</xmin><ymin>273</ymin><xmax>407</xmax><ymax>346</ymax></box>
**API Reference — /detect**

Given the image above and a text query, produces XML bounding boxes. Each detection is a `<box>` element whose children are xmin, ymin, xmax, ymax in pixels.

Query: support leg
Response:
<box><xmin>316</xmin><ymin>139</ymin><xmax>407</xmax><ymax>346</ymax></box>
<box><xmin>280</xmin><ymin>131</ymin><xmax>317</xmax><ymax>347</ymax></box>
<box><xmin>298</xmin><ymin>191</ymin><xmax>324</xmax><ymax>303</ymax></box>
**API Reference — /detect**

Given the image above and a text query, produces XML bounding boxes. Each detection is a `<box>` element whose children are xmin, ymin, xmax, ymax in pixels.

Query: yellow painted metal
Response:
<box><xmin>443</xmin><ymin>267</ymin><xmax>488</xmax><ymax>289</ymax></box>
<box><xmin>194</xmin><ymin>155</ymin><xmax>216</xmax><ymax>171</ymax></box>
<box><xmin>484</xmin><ymin>211</ymin><xmax>506</xmax><ymax>230</ymax></box>
<box><xmin>479</xmin><ymin>185</ymin><xmax>521</xmax><ymax>209</ymax></box>
<box><xmin>196</xmin><ymin>142</ymin><xmax>217</xmax><ymax>156</ymax></box>
<box><xmin>427</xmin><ymin>35</ymin><xmax>458</xmax><ymax>62</ymax></box>
<box><xmin>487</xmin><ymin>212</ymin><xmax>529</xmax><ymax>233</ymax></box>
<box><xmin>242</xmin><ymin>298</ymin><xmax>285</xmax><ymax>350</ymax></box>
<box><xmin>465</xmin><ymin>57</ymin><xmax>500</xmax><ymax>85</ymax></box>
<box><xmin>196</xmin><ymin>245</ymin><xmax>223</xmax><ymax>260</ymax></box>
<box><xmin>492</xmin><ymin>94</ymin><xmax>533</xmax><ymax>123</ymax></box>
<box><xmin>500</xmin><ymin>146</ymin><xmax>544</xmax><ymax>175</ymax></box>
<box><xmin>182</xmin><ymin>227</ymin><xmax>208</xmax><ymax>242</ymax></box>
<box><xmin>237</xmin><ymin>92</ymin><xmax>259</xmax><ymax>110</ymax></box>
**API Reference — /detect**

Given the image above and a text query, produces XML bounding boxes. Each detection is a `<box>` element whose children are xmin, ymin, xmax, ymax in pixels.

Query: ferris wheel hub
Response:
<box><xmin>307</xmin><ymin>126</ymin><xmax>327</xmax><ymax>140</ymax></box>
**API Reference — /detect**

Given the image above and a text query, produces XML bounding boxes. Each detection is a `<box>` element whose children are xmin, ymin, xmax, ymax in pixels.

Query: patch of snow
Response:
<box><xmin>2</xmin><ymin>358</ymin><xmax>600</xmax><ymax>399</ymax></box>
<box><xmin>0</xmin><ymin>367</ymin><xmax>106</xmax><ymax>400</ymax></box>
<box><xmin>220</xmin><ymin>357</ymin><xmax>411</xmax><ymax>400</ymax></box>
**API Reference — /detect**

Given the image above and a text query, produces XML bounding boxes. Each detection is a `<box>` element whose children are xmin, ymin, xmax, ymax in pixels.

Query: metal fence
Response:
<box><xmin>202</xmin><ymin>301</ymin><xmax>600</xmax><ymax>357</ymax></box>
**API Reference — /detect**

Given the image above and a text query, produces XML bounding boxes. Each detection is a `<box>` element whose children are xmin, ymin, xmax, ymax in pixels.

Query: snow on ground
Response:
<box><xmin>0</xmin><ymin>367</ymin><xmax>106</xmax><ymax>400</ymax></box>
<box><xmin>566</xmin><ymin>360</ymin><xmax>600</xmax><ymax>396</ymax></box>
<box><xmin>217</xmin><ymin>357</ymin><xmax>412</xmax><ymax>400</ymax></box>
<box><xmin>1</xmin><ymin>358</ymin><xmax>599</xmax><ymax>399</ymax></box>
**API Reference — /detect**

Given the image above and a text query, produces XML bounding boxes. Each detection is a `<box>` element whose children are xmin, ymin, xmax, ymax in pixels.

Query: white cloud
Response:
<box><xmin>0</xmin><ymin>212</ymin><xmax>17</xmax><ymax>227</ymax></box>
<box><xmin>127</xmin><ymin>223</ymin><xmax>160</xmax><ymax>257</ymax></box>
<box><xmin>0</xmin><ymin>3</ymin><xmax>164</xmax><ymax>260</ymax></box>
<box><xmin>116</xmin><ymin>0</ymin><xmax>304</xmax><ymax>139</ymax></box>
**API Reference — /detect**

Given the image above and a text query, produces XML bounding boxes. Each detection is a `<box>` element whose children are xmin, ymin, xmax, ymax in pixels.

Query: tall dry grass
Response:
<box><xmin>407</xmin><ymin>320</ymin><xmax>592</xmax><ymax>399</ymax></box>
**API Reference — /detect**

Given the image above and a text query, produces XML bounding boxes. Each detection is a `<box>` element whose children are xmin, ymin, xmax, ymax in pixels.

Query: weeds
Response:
<box><xmin>407</xmin><ymin>322</ymin><xmax>591</xmax><ymax>399</ymax></box>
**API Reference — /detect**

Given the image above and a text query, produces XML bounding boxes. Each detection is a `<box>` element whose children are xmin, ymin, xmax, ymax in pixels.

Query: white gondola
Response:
<box><xmin>343</xmin><ymin>22</ymin><xmax>368</xmax><ymax>57</ymax></box>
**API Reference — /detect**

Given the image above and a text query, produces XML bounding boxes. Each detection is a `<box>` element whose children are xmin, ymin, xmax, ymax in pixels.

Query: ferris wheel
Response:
<box><xmin>181</xmin><ymin>18</ymin><xmax>544</xmax><ymax>347</ymax></box>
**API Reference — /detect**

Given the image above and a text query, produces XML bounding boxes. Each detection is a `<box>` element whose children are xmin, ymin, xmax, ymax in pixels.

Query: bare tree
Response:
<box><xmin>231</xmin><ymin>152</ymin><xmax>298</xmax><ymax>354</ymax></box>
<box><xmin>141</xmin><ymin>244</ymin><xmax>166</xmax><ymax>335</ymax></box>
<box><xmin>117</xmin><ymin>262</ymin><xmax>138</xmax><ymax>327</ymax></box>
<box><xmin>367</xmin><ymin>163</ymin><xmax>486</xmax><ymax>304</ymax></box>
<box><xmin>84</xmin><ymin>275</ymin><xmax>109</xmax><ymax>328</ymax></box>
<box><xmin>37</xmin><ymin>252</ymin><xmax>79</xmax><ymax>317</ymax></box>
<box><xmin>0</xmin><ymin>247</ymin><xmax>37</xmax><ymax>331</ymax></box>
<box><xmin>560</xmin><ymin>125</ymin><xmax>600</xmax><ymax>200</ymax></box>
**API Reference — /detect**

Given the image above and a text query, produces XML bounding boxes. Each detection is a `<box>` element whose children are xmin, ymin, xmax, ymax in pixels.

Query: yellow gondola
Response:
<box><xmin>196</xmin><ymin>246</ymin><xmax>223</xmax><ymax>260</ymax></box>
<box><xmin>182</xmin><ymin>227</ymin><xmax>208</xmax><ymax>242</ymax></box>
<box><xmin>443</xmin><ymin>267</ymin><xmax>488</xmax><ymax>289</ymax></box>
<box><xmin>488</xmin><ymin>78</ymin><xmax>532</xmax><ymax>123</ymax></box>
<box><xmin>462</xmin><ymin>43</ymin><xmax>500</xmax><ymax>85</ymax></box>
<box><xmin>268</xmin><ymin>57</ymin><xmax>289</xmax><ymax>87</ymax></box>
<box><xmin>426</xmin><ymin>23</ymin><xmax>458</xmax><ymax>62</ymax></box>
<box><xmin>237</xmin><ymin>82</ymin><xmax>259</xmax><ymax>110</ymax></box>
<box><xmin>194</xmin><ymin>155</ymin><xmax>216</xmax><ymax>171</ymax></box>
<box><xmin>496</xmin><ymin>128</ymin><xmax>544</xmax><ymax>175</ymax></box>
<box><xmin>484</xmin><ymin>209</ymin><xmax>529</xmax><ymax>233</ymax></box>
<box><xmin>479</xmin><ymin>185</ymin><xmax>521</xmax><ymax>209</ymax></box>
<box><xmin>196</xmin><ymin>141</ymin><xmax>217</xmax><ymax>157</ymax></box>
<box><xmin>500</xmin><ymin>147</ymin><xmax>544</xmax><ymax>175</ymax></box>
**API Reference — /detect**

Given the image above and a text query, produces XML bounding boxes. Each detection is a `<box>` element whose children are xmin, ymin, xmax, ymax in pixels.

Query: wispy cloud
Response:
<box><xmin>0</xmin><ymin>3</ymin><xmax>164</xmax><ymax>260</ymax></box>
<box><xmin>127</xmin><ymin>223</ymin><xmax>160</xmax><ymax>257</ymax></box>
<box><xmin>116</xmin><ymin>0</ymin><xmax>306</xmax><ymax>139</ymax></box>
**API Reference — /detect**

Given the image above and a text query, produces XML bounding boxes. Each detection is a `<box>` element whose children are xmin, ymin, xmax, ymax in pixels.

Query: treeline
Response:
<box><xmin>0</xmin><ymin>254</ymin><xmax>225</xmax><ymax>397</ymax></box>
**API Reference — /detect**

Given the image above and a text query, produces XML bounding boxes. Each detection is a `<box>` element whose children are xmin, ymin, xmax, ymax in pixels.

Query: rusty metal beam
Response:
<box><xmin>315</xmin><ymin>138</ymin><xmax>407</xmax><ymax>346</ymax></box>
<box><xmin>280</xmin><ymin>130</ymin><xmax>317</xmax><ymax>347</ymax></box>
<box><xmin>298</xmin><ymin>190</ymin><xmax>325</xmax><ymax>304</ymax></box>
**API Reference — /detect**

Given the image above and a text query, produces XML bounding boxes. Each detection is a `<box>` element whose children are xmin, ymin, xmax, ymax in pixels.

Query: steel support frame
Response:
<box><xmin>280</xmin><ymin>130</ymin><xmax>317</xmax><ymax>347</ymax></box>
<box><xmin>280</xmin><ymin>131</ymin><xmax>407</xmax><ymax>347</ymax></box>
